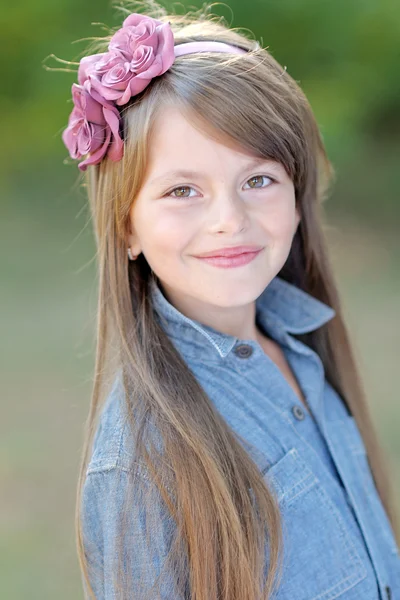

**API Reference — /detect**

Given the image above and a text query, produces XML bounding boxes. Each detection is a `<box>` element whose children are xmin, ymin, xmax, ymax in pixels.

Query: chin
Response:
<box><xmin>201</xmin><ymin>283</ymin><xmax>261</xmax><ymax>306</ymax></box>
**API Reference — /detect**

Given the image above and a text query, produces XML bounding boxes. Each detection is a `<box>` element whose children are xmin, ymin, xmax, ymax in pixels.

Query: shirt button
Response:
<box><xmin>292</xmin><ymin>405</ymin><xmax>305</xmax><ymax>420</ymax></box>
<box><xmin>234</xmin><ymin>344</ymin><xmax>253</xmax><ymax>359</ymax></box>
<box><xmin>385</xmin><ymin>585</ymin><xmax>392</xmax><ymax>599</ymax></box>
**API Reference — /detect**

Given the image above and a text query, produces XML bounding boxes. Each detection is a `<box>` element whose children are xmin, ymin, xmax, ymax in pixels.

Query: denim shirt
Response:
<box><xmin>82</xmin><ymin>275</ymin><xmax>400</xmax><ymax>600</ymax></box>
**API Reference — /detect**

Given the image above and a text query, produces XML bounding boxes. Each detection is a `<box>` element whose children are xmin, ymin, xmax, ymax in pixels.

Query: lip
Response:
<box><xmin>193</xmin><ymin>245</ymin><xmax>264</xmax><ymax>258</ymax></box>
<box><xmin>194</xmin><ymin>247</ymin><xmax>263</xmax><ymax>269</ymax></box>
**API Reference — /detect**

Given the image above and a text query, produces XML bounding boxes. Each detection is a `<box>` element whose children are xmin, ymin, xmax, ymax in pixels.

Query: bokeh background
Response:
<box><xmin>1</xmin><ymin>0</ymin><xmax>399</xmax><ymax>597</ymax></box>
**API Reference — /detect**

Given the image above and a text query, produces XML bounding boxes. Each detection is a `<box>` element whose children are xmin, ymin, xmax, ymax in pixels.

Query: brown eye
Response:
<box><xmin>167</xmin><ymin>186</ymin><xmax>196</xmax><ymax>198</ymax></box>
<box><xmin>245</xmin><ymin>175</ymin><xmax>274</xmax><ymax>189</ymax></box>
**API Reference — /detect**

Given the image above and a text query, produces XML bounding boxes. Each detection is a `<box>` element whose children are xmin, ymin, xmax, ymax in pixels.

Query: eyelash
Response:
<box><xmin>164</xmin><ymin>174</ymin><xmax>276</xmax><ymax>199</ymax></box>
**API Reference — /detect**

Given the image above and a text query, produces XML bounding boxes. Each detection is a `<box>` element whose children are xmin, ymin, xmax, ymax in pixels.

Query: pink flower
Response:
<box><xmin>77</xmin><ymin>52</ymin><xmax>117</xmax><ymax>86</ymax></box>
<box><xmin>88</xmin><ymin>13</ymin><xmax>175</xmax><ymax>106</ymax></box>
<box><xmin>62</xmin><ymin>13</ymin><xmax>176</xmax><ymax>169</ymax></box>
<box><xmin>62</xmin><ymin>82</ymin><xmax>123</xmax><ymax>171</ymax></box>
<box><xmin>111</xmin><ymin>13</ymin><xmax>170</xmax><ymax>58</ymax></box>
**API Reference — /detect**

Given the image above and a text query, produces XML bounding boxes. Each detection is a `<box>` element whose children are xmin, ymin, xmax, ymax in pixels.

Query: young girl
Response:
<box><xmin>60</xmin><ymin>1</ymin><xmax>400</xmax><ymax>598</ymax></box>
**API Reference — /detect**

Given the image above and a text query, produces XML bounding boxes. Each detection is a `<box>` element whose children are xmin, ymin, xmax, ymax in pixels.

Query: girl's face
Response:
<box><xmin>127</xmin><ymin>105</ymin><xmax>300</xmax><ymax>328</ymax></box>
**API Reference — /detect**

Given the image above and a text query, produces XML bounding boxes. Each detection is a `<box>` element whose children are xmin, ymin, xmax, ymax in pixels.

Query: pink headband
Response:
<box><xmin>62</xmin><ymin>13</ymin><xmax>248</xmax><ymax>172</ymax></box>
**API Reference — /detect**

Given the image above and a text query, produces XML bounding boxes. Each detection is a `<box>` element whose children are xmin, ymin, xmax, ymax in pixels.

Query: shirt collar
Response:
<box><xmin>149</xmin><ymin>274</ymin><xmax>336</xmax><ymax>358</ymax></box>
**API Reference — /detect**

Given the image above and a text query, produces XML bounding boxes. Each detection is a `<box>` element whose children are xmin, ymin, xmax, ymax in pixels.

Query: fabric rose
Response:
<box><xmin>86</xmin><ymin>13</ymin><xmax>175</xmax><ymax>106</ymax></box>
<box><xmin>77</xmin><ymin>52</ymin><xmax>117</xmax><ymax>86</ymax></box>
<box><xmin>62</xmin><ymin>13</ymin><xmax>176</xmax><ymax>169</ymax></box>
<box><xmin>62</xmin><ymin>82</ymin><xmax>123</xmax><ymax>171</ymax></box>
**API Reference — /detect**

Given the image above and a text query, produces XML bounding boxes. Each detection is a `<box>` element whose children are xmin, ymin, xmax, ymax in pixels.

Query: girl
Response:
<box><xmin>60</xmin><ymin>1</ymin><xmax>400</xmax><ymax>598</ymax></box>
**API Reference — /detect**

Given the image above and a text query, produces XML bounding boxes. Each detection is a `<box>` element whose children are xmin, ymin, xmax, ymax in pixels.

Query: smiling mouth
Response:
<box><xmin>194</xmin><ymin>247</ymin><xmax>263</xmax><ymax>268</ymax></box>
<box><xmin>194</xmin><ymin>245</ymin><xmax>264</xmax><ymax>259</ymax></box>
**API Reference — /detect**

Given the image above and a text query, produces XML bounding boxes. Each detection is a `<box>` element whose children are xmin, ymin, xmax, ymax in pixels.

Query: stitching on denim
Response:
<box><xmin>86</xmin><ymin>462</ymin><xmax>174</xmax><ymax>493</ymax></box>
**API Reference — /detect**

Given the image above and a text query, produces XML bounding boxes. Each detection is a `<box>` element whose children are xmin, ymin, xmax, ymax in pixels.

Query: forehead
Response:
<box><xmin>145</xmin><ymin>105</ymin><xmax>285</xmax><ymax>179</ymax></box>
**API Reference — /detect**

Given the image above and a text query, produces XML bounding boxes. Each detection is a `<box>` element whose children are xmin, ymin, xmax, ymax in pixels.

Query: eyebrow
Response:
<box><xmin>148</xmin><ymin>157</ymin><xmax>282</xmax><ymax>187</ymax></box>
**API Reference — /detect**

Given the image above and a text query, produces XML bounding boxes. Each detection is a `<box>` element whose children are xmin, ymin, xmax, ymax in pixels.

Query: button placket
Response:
<box><xmin>233</xmin><ymin>340</ymin><xmax>319</xmax><ymax>427</ymax></box>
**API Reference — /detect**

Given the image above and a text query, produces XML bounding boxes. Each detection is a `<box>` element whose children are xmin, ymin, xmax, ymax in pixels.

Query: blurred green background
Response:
<box><xmin>1</xmin><ymin>0</ymin><xmax>399</xmax><ymax>597</ymax></box>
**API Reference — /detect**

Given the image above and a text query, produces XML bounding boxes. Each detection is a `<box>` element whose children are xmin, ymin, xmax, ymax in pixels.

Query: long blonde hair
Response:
<box><xmin>72</xmin><ymin>1</ymin><xmax>399</xmax><ymax>598</ymax></box>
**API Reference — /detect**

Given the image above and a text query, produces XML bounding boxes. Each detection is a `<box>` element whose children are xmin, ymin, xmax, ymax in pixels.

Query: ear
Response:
<box><xmin>125</xmin><ymin>215</ymin><xmax>142</xmax><ymax>256</ymax></box>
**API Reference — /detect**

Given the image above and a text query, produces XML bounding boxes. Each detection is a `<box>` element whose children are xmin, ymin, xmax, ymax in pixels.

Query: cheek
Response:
<box><xmin>259</xmin><ymin>196</ymin><xmax>298</xmax><ymax>239</ymax></box>
<box><xmin>137</xmin><ymin>206</ymin><xmax>193</xmax><ymax>254</ymax></box>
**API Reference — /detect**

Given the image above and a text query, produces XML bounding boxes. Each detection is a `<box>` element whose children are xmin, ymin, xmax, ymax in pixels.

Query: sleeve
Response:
<box><xmin>80</xmin><ymin>466</ymin><xmax>188</xmax><ymax>600</ymax></box>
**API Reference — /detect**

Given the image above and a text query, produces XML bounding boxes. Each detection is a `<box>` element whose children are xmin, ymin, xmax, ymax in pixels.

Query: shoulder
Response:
<box><xmin>86</xmin><ymin>374</ymin><xmax>165</xmax><ymax>484</ymax></box>
<box><xmin>86</xmin><ymin>374</ymin><xmax>132</xmax><ymax>475</ymax></box>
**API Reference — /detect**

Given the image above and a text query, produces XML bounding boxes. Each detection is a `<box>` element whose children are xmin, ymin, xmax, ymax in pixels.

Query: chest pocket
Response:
<box><xmin>261</xmin><ymin>448</ymin><xmax>367</xmax><ymax>600</ymax></box>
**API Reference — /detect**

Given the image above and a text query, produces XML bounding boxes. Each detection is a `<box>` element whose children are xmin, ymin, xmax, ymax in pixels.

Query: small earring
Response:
<box><xmin>127</xmin><ymin>248</ymin><xmax>138</xmax><ymax>261</ymax></box>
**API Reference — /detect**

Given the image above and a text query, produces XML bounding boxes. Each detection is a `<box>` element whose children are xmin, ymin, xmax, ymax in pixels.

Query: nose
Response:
<box><xmin>208</xmin><ymin>191</ymin><xmax>249</xmax><ymax>234</ymax></box>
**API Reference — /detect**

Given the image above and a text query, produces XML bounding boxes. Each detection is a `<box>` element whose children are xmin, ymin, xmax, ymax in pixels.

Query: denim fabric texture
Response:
<box><xmin>82</xmin><ymin>275</ymin><xmax>400</xmax><ymax>599</ymax></box>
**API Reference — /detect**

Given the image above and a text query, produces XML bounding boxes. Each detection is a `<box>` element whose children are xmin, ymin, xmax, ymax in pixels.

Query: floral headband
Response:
<box><xmin>62</xmin><ymin>13</ymin><xmax>249</xmax><ymax>172</ymax></box>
